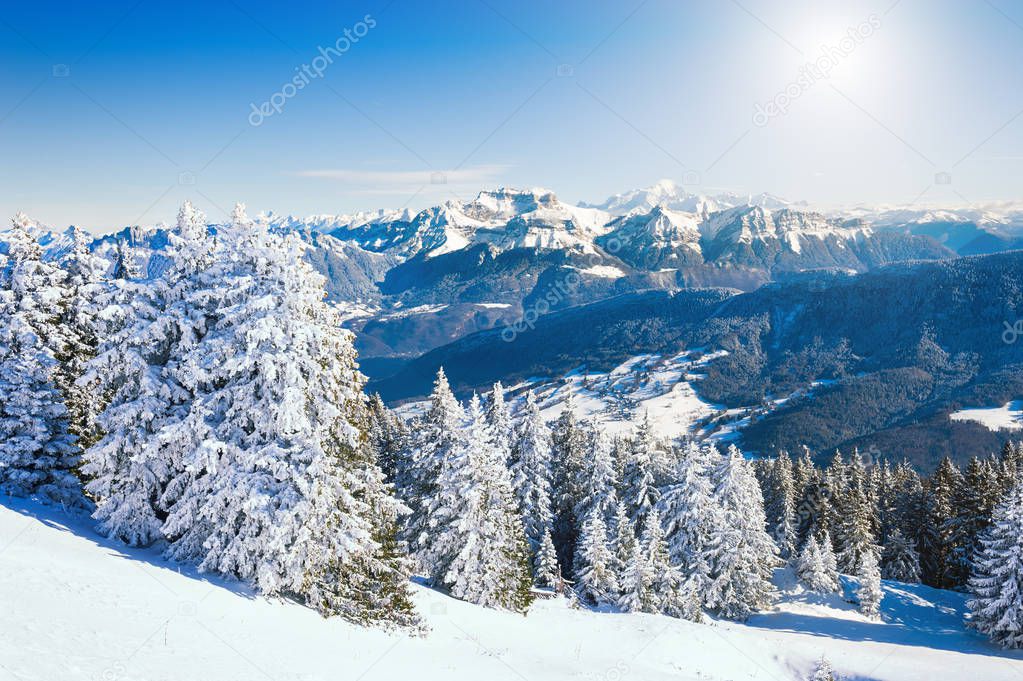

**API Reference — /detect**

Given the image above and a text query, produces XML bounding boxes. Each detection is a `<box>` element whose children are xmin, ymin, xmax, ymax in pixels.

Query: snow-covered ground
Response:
<box><xmin>3</xmin><ymin>497</ymin><xmax>1022</xmax><ymax>681</ymax></box>
<box><xmin>950</xmin><ymin>401</ymin><xmax>1023</xmax><ymax>431</ymax></box>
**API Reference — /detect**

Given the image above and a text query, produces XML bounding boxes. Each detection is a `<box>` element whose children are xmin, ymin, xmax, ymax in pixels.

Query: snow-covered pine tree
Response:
<box><xmin>54</xmin><ymin>224</ymin><xmax>107</xmax><ymax>451</ymax></box>
<box><xmin>834</xmin><ymin>479</ymin><xmax>880</xmax><ymax>575</ymax></box>
<box><xmin>83</xmin><ymin>201</ymin><xmax>213</xmax><ymax>545</ymax></box>
<box><xmin>796</xmin><ymin>534</ymin><xmax>840</xmax><ymax>593</ymax></box>
<box><xmin>640</xmin><ymin>508</ymin><xmax>697</xmax><ymax>620</ymax></box>
<box><xmin>968</xmin><ymin>480</ymin><xmax>1023</xmax><ymax>648</ymax></box>
<box><xmin>110</xmin><ymin>238</ymin><xmax>141</xmax><ymax>280</ymax></box>
<box><xmin>856</xmin><ymin>549</ymin><xmax>883</xmax><ymax>619</ymax></box>
<box><xmin>486</xmin><ymin>381</ymin><xmax>514</xmax><ymax>466</ymax></box>
<box><xmin>365</xmin><ymin>392</ymin><xmax>409</xmax><ymax>485</ymax></box>
<box><xmin>947</xmin><ymin>456</ymin><xmax>1002</xmax><ymax>588</ymax></box>
<box><xmin>551</xmin><ymin>395</ymin><xmax>589</xmax><ymax>573</ymax></box>
<box><xmin>510</xmin><ymin>389</ymin><xmax>554</xmax><ymax>551</ymax></box>
<box><xmin>658</xmin><ymin>441</ymin><xmax>722</xmax><ymax>600</ymax></box>
<box><xmin>621</xmin><ymin>418</ymin><xmax>660</xmax><ymax>527</ymax></box>
<box><xmin>400</xmin><ymin>367</ymin><xmax>464</xmax><ymax>559</ymax></box>
<box><xmin>809</xmin><ymin>657</ymin><xmax>836</xmax><ymax>681</ymax></box>
<box><xmin>155</xmin><ymin>205</ymin><xmax>417</xmax><ymax>626</ymax></box>
<box><xmin>920</xmin><ymin>457</ymin><xmax>962</xmax><ymax>588</ymax></box>
<box><xmin>706</xmin><ymin>445</ymin><xmax>779</xmax><ymax>620</ymax></box>
<box><xmin>423</xmin><ymin>394</ymin><xmax>533</xmax><ymax>612</ymax></box>
<box><xmin>762</xmin><ymin>451</ymin><xmax>798</xmax><ymax>560</ymax></box>
<box><xmin>574</xmin><ymin>426</ymin><xmax>618</xmax><ymax>530</ymax></box>
<box><xmin>534</xmin><ymin>529</ymin><xmax>561</xmax><ymax>590</ymax></box>
<box><xmin>610</xmin><ymin>499</ymin><xmax>637</xmax><ymax>592</ymax></box>
<box><xmin>880</xmin><ymin>529</ymin><xmax>921</xmax><ymax>583</ymax></box>
<box><xmin>617</xmin><ymin>539</ymin><xmax>653</xmax><ymax>613</ymax></box>
<box><xmin>574</xmin><ymin>506</ymin><xmax>618</xmax><ymax>605</ymax></box>
<box><xmin>0</xmin><ymin>215</ymin><xmax>81</xmax><ymax>506</ymax></box>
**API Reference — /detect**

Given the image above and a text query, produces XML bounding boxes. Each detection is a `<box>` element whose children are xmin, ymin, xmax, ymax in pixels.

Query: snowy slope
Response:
<box><xmin>3</xmin><ymin>497</ymin><xmax>1022</xmax><ymax>681</ymax></box>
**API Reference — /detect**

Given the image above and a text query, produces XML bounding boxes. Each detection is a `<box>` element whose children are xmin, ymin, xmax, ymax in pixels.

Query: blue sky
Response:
<box><xmin>1</xmin><ymin>0</ymin><xmax>1022</xmax><ymax>232</ymax></box>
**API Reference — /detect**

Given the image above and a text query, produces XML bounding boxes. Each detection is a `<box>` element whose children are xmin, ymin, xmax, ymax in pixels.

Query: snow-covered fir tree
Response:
<box><xmin>422</xmin><ymin>394</ymin><xmax>533</xmax><ymax>612</ymax></box>
<box><xmin>856</xmin><ymin>549</ymin><xmax>883</xmax><ymax>619</ymax></box>
<box><xmin>968</xmin><ymin>480</ymin><xmax>1023</xmax><ymax>648</ymax></box>
<box><xmin>145</xmin><ymin>204</ymin><xmax>415</xmax><ymax>625</ymax></box>
<box><xmin>486</xmin><ymin>381</ymin><xmax>513</xmax><ymax>466</ymax></box>
<box><xmin>706</xmin><ymin>445</ymin><xmax>778</xmax><ymax>620</ymax></box>
<box><xmin>617</xmin><ymin>539</ymin><xmax>653</xmax><ymax>614</ymax></box>
<box><xmin>0</xmin><ymin>215</ymin><xmax>81</xmax><ymax>506</ymax></box>
<box><xmin>880</xmin><ymin>529</ymin><xmax>921</xmax><ymax>583</ymax></box>
<box><xmin>509</xmin><ymin>389</ymin><xmax>554</xmax><ymax>551</ymax></box>
<box><xmin>834</xmin><ymin>479</ymin><xmax>880</xmax><ymax>575</ymax></box>
<box><xmin>574</xmin><ymin>426</ymin><xmax>618</xmax><ymax>529</ymax></box>
<box><xmin>365</xmin><ymin>392</ymin><xmax>410</xmax><ymax>485</ymax></box>
<box><xmin>400</xmin><ymin>367</ymin><xmax>464</xmax><ymax>559</ymax></box>
<box><xmin>534</xmin><ymin>528</ymin><xmax>561</xmax><ymax>590</ymax></box>
<box><xmin>762</xmin><ymin>452</ymin><xmax>798</xmax><ymax>560</ymax></box>
<box><xmin>574</xmin><ymin>507</ymin><xmax>618</xmax><ymax>605</ymax></box>
<box><xmin>621</xmin><ymin>417</ymin><xmax>660</xmax><ymax>526</ymax></box>
<box><xmin>641</xmin><ymin>508</ymin><xmax>698</xmax><ymax>620</ymax></box>
<box><xmin>84</xmin><ymin>201</ymin><xmax>213</xmax><ymax>545</ymax></box>
<box><xmin>919</xmin><ymin>456</ymin><xmax>962</xmax><ymax>588</ymax></box>
<box><xmin>658</xmin><ymin>441</ymin><xmax>722</xmax><ymax>600</ymax></box>
<box><xmin>54</xmin><ymin>224</ymin><xmax>107</xmax><ymax>450</ymax></box>
<box><xmin>610</xmin><ymin>499</ymin><xmax>637</xmax><ymax>590</ymax></box>
<box><xmin>796</xmin><ymin>534</ymin><xmax>840</xmax><ymax>593</ymax></box>
<box><xmin>551</xmin><ymin>395</ymin><xmax>589</xmax><ymax>573</ymax></box>
<box><xmin>809</xmin><ymin>657</ymin><xmax>837</xmax><ymax>681</ymax></box>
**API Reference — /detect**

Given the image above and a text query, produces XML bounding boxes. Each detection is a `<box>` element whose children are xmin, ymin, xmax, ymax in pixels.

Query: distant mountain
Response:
<box><xmin>581</xmin><ymin>179</ymin><xmax>795</xmax><ymax>216</ymax></box>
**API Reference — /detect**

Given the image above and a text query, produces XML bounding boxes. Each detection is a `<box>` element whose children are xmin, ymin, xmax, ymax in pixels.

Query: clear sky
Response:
<box><xmin>1</xmin><ymin>0</ymin><xmax>1021</xmax><ymax>232</ymax></box>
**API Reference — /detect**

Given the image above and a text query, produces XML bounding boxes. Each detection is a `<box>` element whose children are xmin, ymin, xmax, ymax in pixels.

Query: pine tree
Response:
<box><xmin>154</xmin><ymin>205</ymin><xmax>416</xmax><ymax>626</ymax></box>
<box><xmin>919</xmin><ymin>457</ymin><xmax>962</xmax><ymax>588</ymax></box>
<box><xmin>880</xmin><ymin>529</ymin><xmax>921</xmax><ymax>583</ymax></box>
<box><xmin>968</xmin><ymin>481</ymin><xmax>1023</xmax><ymax>648</ymax></box>
<box><xmin>797</xmin><ymin>534</ymin><xmax>840</xmax><ymax>593</ymax></box>
<box><xmin>401</xmin><ymin>367</ymin><xmax>464</xmax><ymax>560</ymax></box>
<box><xmin>617</xmin><ymin>539</ymin><xmax>653</xmax><ymax>613</ymax></box>
<box><xmin>551</xmin><ymin>395</ymin><xmax>588</xmax><ymax>574</ymax></box>
<box><xmin>574</xmin><ymin>426</ymin><xmax>618</xmax><ymax>529</ymax></box>
<box><xmin>834</xmin><ymin>480</ymin><xmax>879</xmax><ymax>575</ymax></box>
<box><xmin>574</xmin><ymin>507</ymin><xmax>618</xmax><ymax>605</ymax></box>
<box><xmin>621</xmin><ymin>418</ymin><xmax>660</xmax><ymax>527</ymax></box>
<box><xmin>947</xmin><ymin>456</ymin><xmax>1001</xmax><ymax>588</ymax></box>
<box><xmin>856</xmin><ymin>549</ymin><xmax>883</xmax><ymax>619</ymax></box>
<box><xmin>54</xmin><ymin>224</ymin><xmax>107</xmax><ymax>451</ymax></box>
<box><xmin>610</xmin><ymin>500</ymin><xmax>637</xmax><ymax>593</ymax></box>
<box><xmin>423</xmin><ymin>395</ymin><xmax>533</xmax><ymax>612</ymax></box>
<box><xmin>84</xmin><ymin>201</ymin><xmax>214</xmax><ymax>545</ymax></box>
<box><xmin>809</xmin><ymin>657</ymin><xmax>836</xmax><ymax>681</ymax></box>
<box><xmin>365</xmin><ymin>393</ymin><xmax>410</xmax><ymax>485</ymax></box>
<box><xmin>486</xmin><ymin>381</ymin><xmax>514</xmax><ymax>466</ymax></box>
<box><xmin>510</xmin><ymin>390</ymin><xmax>554</xmax><ymax>551</ymax></box>
<box><xmin>0</xmin><ymin>215</ymin><xmax>82</xmax><ymax>507</ymax></box>
<box><xmin>640</xmin><ymin>508</ymin><xmax>696</xmax><ymax>620</ymax></box>
<box><xmin>762</xmin><ymin>452</ymin><xmax>798</xmax><ymax>560</ymax></box>
<box><xmin>706</xmin><ymin>445</ymin><xmax>778</xmax><ymax>620</ymax></box>
<box><xmin>659</xmin><ymin>441</ymin><xmax>722</xmax><ymax>600</ymax></box>
<box><xmin>534</xmin><ymin>529</ymin><xmax>561</xmax><ymax>590</ymax></box>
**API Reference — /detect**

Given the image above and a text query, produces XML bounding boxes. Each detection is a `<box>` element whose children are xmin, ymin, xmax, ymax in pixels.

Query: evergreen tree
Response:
<box><xmin>401</xmin><ymin>367</ymin><xmax>464</xmax><ymax>560</ymax></box>
<box><xmin>510</xmin><ymin>390</ymin><xmax>554</xmax><ymax>551</ymax></box>
<box><xmin>809</xmin><ymin>657</ymin><xmax>836</xmax><ymax>681</ymax></box>
<box><xmin>640</xmin><ymin>508</ymin><xmax>696</xmax><ymax>620</ymax></box>
<box><xmin>422</xmin><ymin>395</ymin><xmax>533</xmax><ymax>612</ymax></box>
<box><xmin>486</xmin><ymin>381</ymin><xmax>514</xmax><ymax>466</ymax></box>
<box><xmin>762</xmin><ymin>451</ymin><xmax>798</xmax><ymax>560</ymax></box>
<box><xmin>610</xmin><ymin>500</ymin><xmax>637</xmax><ymax>592</ymax></box>
<box><xmin>0</xmin><ymin>216</ymin><xmax>81</xmax><ymax>506</ymax></box>
<box><xmin>968</xmin><ymin>481</ymin><xmax>1023</xmax><ymax>648</ymax></box>
<box><xmin>534</xmin><ymin>529</ymin><xmax>561</xmax><ymax>590</ymax></box>
<box><xmin>365</xmin><ymin>393</ymin><xmax>409</xmax><ymax>485</ymax></box>
<box><xmin>919</xmin><ymin>457</ymin><xmax>962</xmax><ymax>588</ymax></box>
<box><xmin>706</xmin><ymin>445</ymin><xmax>778</xmax><ymax>620</ymax></box>
<box><xmin>617</xmin><ymin>539</ymin><xmax>653</xmax><ymax>613</ymax></box>
<box><xmin>797</xmin><ymin>534</ymin><xmax>840</xmax><ymax>593</ymax></box>
<box><xmin>880</xmin><ymin>529</ymin><xmax>921</xmax><ymax>583</ymax></box>
<box><xmin>574</xmin><ymin>426</ymin><xmax>618</xmax><ymax>529</ymax></box>
<box><xmin>947</xmin><ymin>456</ymin><xmax>1001</xmax><ymax>588</ymax></box>
<box><xmin>621</xmin><ymin>417</ymin><xmax>660</xmax><ymax>527</ymax></box>
<box><xmin>84</xmin><ymin>201</ymin><xmax>213</xmax><ymax>545</ymax></box>
<box><xmin>156</xmin><ymin>207</ymin><xmax>415</xmax><ymax>625</ymax></box>
<box><xmin>574</xmin><ymin>507</ymin><xmax>618</xmax><ymax>605</ymax></box>
<box><xmin>834</xmin><ymin>480</ymin><xmax>879</xmax><ymax>575</ymax></box>
<box><xmin>658</xmin><ymin>441</ymin><xmax>722</xmax><ymax>600</ymax></box>
<box><xmin>551</xmin><ymin>395</ymin><xmax>588</xmax><ymax>573</ymax></box>
<box><xmin>856</xmin><ymin>549</ymin><xmax>883</xmax><ymax>619</ymax></box>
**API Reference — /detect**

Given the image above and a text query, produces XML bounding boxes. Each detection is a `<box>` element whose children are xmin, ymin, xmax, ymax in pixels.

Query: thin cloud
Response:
<box><xmin>291</xmin><ymin>164</ymin><xmax>509</xmax><ymax>192</ymax></box>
